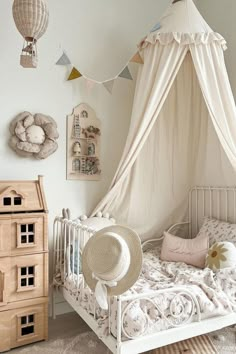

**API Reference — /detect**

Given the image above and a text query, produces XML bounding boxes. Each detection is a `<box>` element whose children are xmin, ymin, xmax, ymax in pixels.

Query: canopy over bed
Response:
<box><xmin>92</xmin><ymin>0</ymin><xmax>236</xmax><ymax>240</ymax></box>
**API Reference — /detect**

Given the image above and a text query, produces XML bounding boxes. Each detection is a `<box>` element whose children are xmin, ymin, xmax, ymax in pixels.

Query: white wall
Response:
<box><xmin>198</xmin><ymin>0</ymin><xmax>236</xmax><ymax>97</ymax></box>
<box><xmin>0</xmin><ymin>0</ymin><xmax>169</xmax><ymax>313</ymax></box>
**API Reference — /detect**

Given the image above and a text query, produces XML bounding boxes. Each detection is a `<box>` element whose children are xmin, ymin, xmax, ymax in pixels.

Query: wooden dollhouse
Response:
<box><xmin>0</xmin><ymin>175</ymin><xmax>48</xmax><ymax>352</ymax></box>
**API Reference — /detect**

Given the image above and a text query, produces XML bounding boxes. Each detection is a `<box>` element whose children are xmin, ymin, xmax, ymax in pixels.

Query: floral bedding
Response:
<box><xmin>198</xmin><ymin>217</ymin><xmax>236</xmax><ymax>247</ymax></box>
<box><xmin>64</xmin><ymin>244</ymin><xmax>236</xmax><ymax>339</ymax></box>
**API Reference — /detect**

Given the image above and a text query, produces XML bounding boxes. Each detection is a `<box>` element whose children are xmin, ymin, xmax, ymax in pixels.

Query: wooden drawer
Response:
<box><xmin>0</xmin><ymin>213</ymin><xmax>48</xmax><ymax>257</ymax></box>
<box><xmin>0</xmin><ymin>253</ymin><xmax>48</xmax><ymax>305</ymax></box>
<box><xmin>0</xmin><ymin>297</ymin><xmax>48</xmax><ymax>352</ymax></box>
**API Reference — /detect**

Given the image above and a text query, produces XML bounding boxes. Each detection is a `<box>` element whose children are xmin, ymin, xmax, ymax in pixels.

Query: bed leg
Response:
<box><xmin>116</xmin><ymin>296</ymin><xmax>122</xmax><ymax>354</ymax></box>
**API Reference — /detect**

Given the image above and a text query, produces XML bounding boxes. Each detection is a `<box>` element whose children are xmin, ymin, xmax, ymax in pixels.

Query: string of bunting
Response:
<box><xmin>55</xmin><ymin>22</ymin><xmax>161</xmax><ymax>94</ymax></box>
<box><xmin>55</xmin><ymin>50</ymin><xmax>144</xmax><ymax>94</ymax></box>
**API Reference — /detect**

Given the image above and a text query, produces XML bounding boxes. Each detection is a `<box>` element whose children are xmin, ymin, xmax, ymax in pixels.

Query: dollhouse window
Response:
<box><xmin>3</xmin><ymin>197</ymin><xmax>11</xmax><ymax>205</ymax></box>
<box><xmin>14</xmin><ymin>197</ymin><xmax>22</xmax><ymax>205</ymax></box>
<box><xmin>3</xmin><ymin>195</ymin><xmax>22</xmax><ymax>206</ymax></box>
<box><xmin>20</xmin><ymin>314</ymin><xmax>35</xmax><ymax>336</ymax></box>
<box><xmin>18</xmin><ymin>266</ymin><xmax>35</xmax><ymax>290</ymax></box>
<box><xmin>20</xmin><ymin>224</ymin><xmax>35</xmax><ymax>245</ymax></box>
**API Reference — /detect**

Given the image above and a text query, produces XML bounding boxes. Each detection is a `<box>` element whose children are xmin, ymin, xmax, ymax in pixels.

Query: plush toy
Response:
<box><xmin>9</xmin><ymin>111</ymin><xmax>59</xmax><ymax>159</ymax></box>
<box><xmin>206</xmin><ymin>241</ymin><xmax>236</xmax><ymax>270</ymax></box>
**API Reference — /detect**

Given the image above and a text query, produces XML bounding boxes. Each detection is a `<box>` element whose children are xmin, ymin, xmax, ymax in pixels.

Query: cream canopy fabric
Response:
<box><xmin>92</xmin><ymin>0</ymin><xmax>236</xmax><ymax>240</ymax></box>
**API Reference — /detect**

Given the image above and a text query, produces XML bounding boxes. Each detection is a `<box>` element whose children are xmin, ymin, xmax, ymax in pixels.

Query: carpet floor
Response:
<box><xmin>11</xmin><ymin>312</ymin><xmax>236</xmax><ymax>354</ymax></box>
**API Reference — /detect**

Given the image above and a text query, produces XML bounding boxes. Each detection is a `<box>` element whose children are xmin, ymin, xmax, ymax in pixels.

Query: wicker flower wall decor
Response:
<box><xmin>12</xmin><ymin>0</ymin><xmax>49</xmax><ymax>68</ymax></box>
<box><xmin>9</xmin><ymin>112</ymin><xmax>59</xmax><ymax>159</ymax></box>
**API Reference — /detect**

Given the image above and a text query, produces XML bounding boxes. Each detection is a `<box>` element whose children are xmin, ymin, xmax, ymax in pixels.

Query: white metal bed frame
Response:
<box><xmin>52</xmin><ymin>186</ymin><xmax>236</xmax><ymax>354</ymax></box>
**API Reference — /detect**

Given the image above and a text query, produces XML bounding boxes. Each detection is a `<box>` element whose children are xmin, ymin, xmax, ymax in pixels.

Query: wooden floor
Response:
<box><xmin>48</xmin><ymin>312</ymin><xmax>89</xmax><ymax>338</ymax></box>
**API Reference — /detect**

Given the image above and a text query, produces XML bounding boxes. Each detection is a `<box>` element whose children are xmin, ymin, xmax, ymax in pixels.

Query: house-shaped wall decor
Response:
<box><xmin>67</xmin><ymin>103</ymin><xmax>101</xmax><ymax>180</ymax></box>
<box><xmin>0</xmin><ymin>175</ymin><xmax>48</xmax><ymax>352</ymax></box>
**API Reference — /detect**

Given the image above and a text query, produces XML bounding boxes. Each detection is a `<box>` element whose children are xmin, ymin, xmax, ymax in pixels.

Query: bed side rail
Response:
<box><xmin>53</xmin><ymin>217</ymin><xmax>97</xmax><ymax>287</ymax></box>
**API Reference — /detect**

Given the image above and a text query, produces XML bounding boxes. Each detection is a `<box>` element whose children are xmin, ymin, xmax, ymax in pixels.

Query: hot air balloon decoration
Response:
<box><xmin>12</xmin><ymin>0</ymin><xmax>49</xmax><ymax>68</ymax></box>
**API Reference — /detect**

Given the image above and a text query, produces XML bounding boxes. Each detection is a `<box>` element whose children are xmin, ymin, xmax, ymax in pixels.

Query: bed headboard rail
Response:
<box><xmin>189</xmin><ymin>186</ymin><xmax>236</xmax><ymax>238</ymax></box>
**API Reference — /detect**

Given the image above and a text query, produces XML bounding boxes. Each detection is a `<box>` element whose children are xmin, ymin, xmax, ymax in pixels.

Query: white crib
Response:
<box><xmin>52</xmin><ymin>186</ymin><xmax>236</xmax><ymax>354</ymax></box>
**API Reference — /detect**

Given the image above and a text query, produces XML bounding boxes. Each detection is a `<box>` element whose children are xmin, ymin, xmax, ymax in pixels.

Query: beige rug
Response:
<box><xmin>14</xmin><ymin>331</ymin><xmax>111</xmax><ymax>354</ymax></box>
<box><xmin>13</xmin><ymin>332</ymin><xmax>220</xmax><ymax>354</ymax></box>
<box><xmin>211</xmin><ymin>327</ymin><xmax>236</xmax><ymax>354</ymax></box>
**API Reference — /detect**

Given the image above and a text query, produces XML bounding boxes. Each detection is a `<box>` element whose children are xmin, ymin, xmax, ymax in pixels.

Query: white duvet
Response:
<box><xmin>64</xmin><ymin>245</ymin><xmax>236</xmax><ymax>339</ymax></box>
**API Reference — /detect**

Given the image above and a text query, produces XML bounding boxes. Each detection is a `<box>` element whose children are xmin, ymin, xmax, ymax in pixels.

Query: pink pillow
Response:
<box><xmin>160</xmin><ymin>231</ymin><xmax>209</xmax><ymax>268</ymax></box>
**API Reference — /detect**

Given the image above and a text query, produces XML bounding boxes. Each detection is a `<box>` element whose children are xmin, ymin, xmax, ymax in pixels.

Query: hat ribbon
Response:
<box><xmin>92</xmin><ymin>273</ymin><xmax>117</xmax><ymax>310</ymax></box>
<box><xmin>91</xmin><ymin>233</ymin><xmax>131</xmax><ymax>310</ymax></box>
<box><xmin>92</xmin><ymin>273</ymin><xmax>118</xmax><ymax>287</ymax></box>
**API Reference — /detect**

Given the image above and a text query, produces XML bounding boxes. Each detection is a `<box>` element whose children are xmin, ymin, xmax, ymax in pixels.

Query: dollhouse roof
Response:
<box><xmin>0</xmin><ymin>175</ymin><xmax>48</xmax><ymax>213</ymax></box>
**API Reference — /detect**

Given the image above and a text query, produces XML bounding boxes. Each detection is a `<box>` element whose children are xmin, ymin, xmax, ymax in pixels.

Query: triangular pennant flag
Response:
<box><xmin>119</xmin><ymin>66</ymin><xmax>133</xmax><ymax>80</ymax></box>
<box><xmin>103</xmin><ymin>80</ymin><xmax>115</xmax><ymax>94</ymax></box>
<box><xmin>56</xmin><ymin>52</ymin><xmax>71</xmax><ymax>65</ymax></box>
<box><xmin>67</xmin><ymin>67</ymin><xmax>82</xmax><ymax>81</ymax></box>
<box><xmin>130</xmin><ymin>52</ymin><xmax>144</xmax><ymax>64</ymax></box>
<box><xmin>150</xmin><ymin>22</ymin><xmax>161</xmax><ymax>32</ymax></box>
<box><xmin>86</xmin><ymin>79</ymin><xmax>96</xmax><ymax>90</ymax></box>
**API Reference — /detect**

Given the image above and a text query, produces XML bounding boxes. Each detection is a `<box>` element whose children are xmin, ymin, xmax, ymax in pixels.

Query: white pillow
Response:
<box><xmin>198</xmin><ymin>217</ymin><xmax>236</xmax><ymax>247</ymax></box>
<box><xmin>206</xmin><ymin>241</ymin><xmax>236</xmax><ymax>271</ymax></box>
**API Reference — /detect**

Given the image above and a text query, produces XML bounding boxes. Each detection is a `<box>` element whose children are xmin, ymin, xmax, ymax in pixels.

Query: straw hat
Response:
<box><xmin>82</xmin><ymin>225</ymin><xmax>143</xmax><ymax>309</ymax></box>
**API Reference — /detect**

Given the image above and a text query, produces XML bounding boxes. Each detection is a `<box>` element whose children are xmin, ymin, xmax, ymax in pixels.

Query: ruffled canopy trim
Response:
<box><xmin>139</xmin><ymin>32</ymin><xmax>227</xmax><ymax>50</ymax></box>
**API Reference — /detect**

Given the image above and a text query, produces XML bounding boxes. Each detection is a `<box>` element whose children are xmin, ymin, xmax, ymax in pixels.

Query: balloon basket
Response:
<box><xmin>20</xmin><ymin>53</ymin><xmax>38</xmax><ymax>68</ymax></box>
<box><xmin>20</xmin><ymin>40</ymin><xmax>38</xmax><ymax>68</ymax></box>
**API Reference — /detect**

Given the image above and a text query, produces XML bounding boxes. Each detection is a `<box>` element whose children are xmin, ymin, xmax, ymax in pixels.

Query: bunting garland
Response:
<box><xmin>56</xmin><ymin>52</ymin><xmax>71</xmax><ymax>65</ymax></box>
<box><xmin>55</xmin><ymin>49</ymin><xmax>144</xmax><ymax>94</ymax></box>
<box><xmin>130</xmin><ymin>52</ymin><xmax>144</xmax><ymax>64</ymax></box>
<box><xmin>150</xmin><ymin>22</ymin><xmax>161</xmax><ymax>32</ymax></box>
<box><xmin>54</xmin><ymin>22</ymin><xmax>163</xmax><ymax>94</ymax></box>
<box><xmin>103</xmin><ymin>80</ymin><xmax>115</xmax><ymax>94</ymax></box>
<box><xmin>119</xmin><ymin>66</ymin><xmax>133</xmax><ymax>80</ymax></box>
<box><xmin>67</xmin><ymin>67</ymin><xmax>82</xmax><ymax>81</ymax></box>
